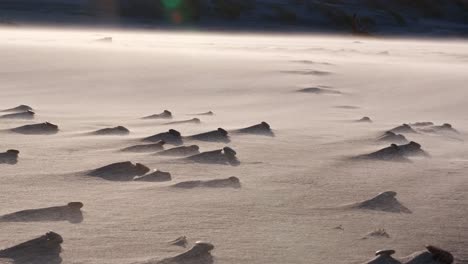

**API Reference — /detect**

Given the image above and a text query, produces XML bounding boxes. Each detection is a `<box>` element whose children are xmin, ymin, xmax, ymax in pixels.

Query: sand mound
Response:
<box><xmin>185</xmin><ymin>147</ymin><xmax>239</xmax><ymax>166</ymax></box>
<box><xmin>186</xmin><ymin>128</ymin><xmax>230</xmax><ymax>143</ymax></box>
<box><xmin>172</xmin><ymin>176</ymin><xmax>241</xmax><ymax>189</ymax></box>
<box><xmin>10</xmin><ymin>122</ymin><xmax>58</xmax><ymax>135</ymax></box>
<box><xmin>134</xmin><ymin>170</ymin><xmax>172</xmax><ymax>182</ymax></box>
<box><xmin>142</xmin><ymin>110</ymin><xmax>172</xmax><ymax>120</ymax></box>
<box><xmin>351</xmin><ymin>191</ymin><xmax>411</xmax><ymax>213</ymax></box>
<box><xmin>91</xmin><ymin>126</ymin><xmax>130</xmax><ymax>136</ymax></box>
<box><xmin>1</xmin><ymin>105</ymin><xmax>33</xmax><ymax>112</ymax></box>
<box><xmin>377</xmin><ymin>132</ymin><xmax>409</xmax><ymax>144</ymax></box>
<box><xmin>164</xmin><ymin>118</ymin><xmax>201</xmax><ymax>125</ymax></box>
<box><xmin>143</xmin><ymin>129</ymin><xmax>183</xmax><ymax>145</ymax></box>
<box><xmin>156</xmin><ymin>145</ymin><xmax>200</xmax><ymax>157</ymax></box>
<box><xmin>0</xmin><ymin>202</ymin><xmax>83</xmax><ymax>223</ymax></box>
<box><xmin>0</xmin><ymin>149</ymin><xmax>19</xmax><ymax>165</ymax></box>
<box><xmin>121</xmin><ymin>141</ymin><xmax>166</xmax><ymax>153</ymax></box>
<box><xmin>233</xmin><ymin>122</ymin><xmax>274</xmax><ymax>136</ymax></box>
<box><xmin>0</xmin><ymin>110</ymin><xmax>35</xmax><ymax>120</ymax></box>
<box><xmin>88</xmin><ymin>161</ymin><xmax>150</xmax><ymax>181</ymax></box>
<box><xmin>0</xmin><ymin>231</ymin><xmax>63</xmax><ymax>264</ymax></box>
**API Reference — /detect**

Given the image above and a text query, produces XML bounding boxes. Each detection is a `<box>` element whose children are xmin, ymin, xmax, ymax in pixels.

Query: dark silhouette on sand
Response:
<box><xmin>186</xmin><ymin>128</ymin><xmax>230</xmax><ymax>143</ymax></box>
<box><xmin>1</xmin><ymin>105</ymin><xmax>33</xmax><ymax>112</ymax></box>
<box><xmin>356</xmin><ymin>117</ymin><xmax>372</xmax><ymax>123</ymax></box>
<box><xmin>0</xmin><ymin>149</ymin><xmax>19</xmax><ymax>165</ymax></box>
<box><xmin>134</xmin><ymin>170</ymin><xmax>172</xmax><ymax>182</ymax></box>
<box><xmin>121</xmin><ymin>141</ymin><xmax>166</xmax><ymax>153</ymax></box>
<box><xmin>168</xmin><ymin>236</ymin><xmax>188</xmax><ymax>248</ymax></box>
<box><xmin>357</xmin><ymin>142</ymin><xmax>427</xmax><ymax>162</ymax></box>
<box><xmin>172</xmin><ymin>176</ymin><xmax>241</xmax><ymax>189</ymax></box>
<box><xmin>91</xmin><ymin>126</ymin><xmax>130</xmax><ymax>136</ymax></box>
<box><xmin>143</xmin><ymin>129</ymin><xmax>183</xmax><ymax>145</ymax></box>
<box><xmin>156</xmin><ymin>145</ymin><xmax>200</xmax><ymax>157</ymax></box>
<box><xmin>143</xmin><ymin>110</ymin><xmax>172</xmax><ymax>119</ymax></box>
<box><xmin>233</xmin><ymin>122</ymin><xmax>274</xmax><ymax>136</ymax></box>
<box><xmin>189</xmin><ymin>111</ymin><xmax>214</xmax><ymax>116</ymax></box>
<box><xmin>10</xmin><ymin>122</ymin><xmax>59</xmax><ymax>135</ymax></box>
<box><xmin>389</xmin><ymin>124</ymin><xmax>417</xmax><ymax>134</ymax></box>
<box><xmin>378</xmin><ymin>131</ymin><xmax>409</xmax><ymax>144</ymax></box>
<box><xmin>363</xmin><ymin>245</ymin><xmax>454</xmax><ymax>264</ymax></box>
<box><xmin>351</xmin><ymin>191</ymin><xmax>412</xmax><ymax>214</ymax></box>
<box><xmin>88</xmin><ymin>161</ymin><xmax>150</xmax><ymax>181</ymax></box>
<box><xmin>0</xmin><ymin>110</ymin><xmax>35</xmax><ymax>120</ymax></box>
<box><xmin>0</xmin><ymin>202</ymin><xmax>84</xmax><ymax>223</ymax></box>
<box><xmin>140</xmin><ymin>241</ymin><xmax>214</xmax><ymax>264</ymax></box>
<box><xmin>420</xmin><ymin>123</ymin><xmax>460</xmax><ymax>135</ymax></box>
<box><xmin>296</xmin><ymin>87</ymin><xmax>340</xmax><ymax>94</ymax></box>
<box><xmin>164</xmin><ymin>118</ymin><xmax>201</xmax><ymax>125</ymax></box>
<box><xmin>0</xmin><ymin>231</ymin><xmax>63</xmax><ymax>264</ymax></box>
<box><xmin>185</xmin><ymin>147</ymin><xmax>239</xmax><ymax>166</ymax></box>
<box><xmin>409</xmin><ymin>122</ymin><xmax>434</xmax><ymax>127</ymax></box>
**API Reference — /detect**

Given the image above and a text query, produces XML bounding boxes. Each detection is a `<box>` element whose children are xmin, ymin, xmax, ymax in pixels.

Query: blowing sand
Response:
<box><xmin>0</xmin><ymin>27</ymin><xmax>467</xmax><ymax>263</ymax></box>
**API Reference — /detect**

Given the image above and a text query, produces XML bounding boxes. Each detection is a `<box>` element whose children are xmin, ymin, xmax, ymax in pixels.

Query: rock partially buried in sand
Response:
<box><xmin>363</xmin><ymin>246</ymin><xmax>454</xmax><ymax>264</ymax></box>
<box><xmin>410</xmin><ymin>122</ymin><xmax>434</xmax><ymax>127</ymax></box>
<box><xmin>364</xmin><ymin>249</ymin><xmax>401</xmax><ymax>264</ymax></box>
<box><xmin>297</xmin><ymin>87</ymin><xmax>341</xmax><ymax>94</ymax></box>
<box><xmin>358</xmin><ymin>141</ymin><xmax>427</xmax><ymax>162</ymax></box>
<box><xmin>186</xmin><ymin>128</ymin><xmax>230</xmax><ymax>143</ymax></box>
<box><xmin>189</xmin><ymin>111</ymin><xmax>214</xmax><ymax>116</ymax></box>
<box><xmin>10</xmin><ymin>122</ymin><xmax>59</xmax><ymax>135</ymax></box>
<box><xmin>153</xmin><ymin>241</ymin><xmax>215</xmax><ymax>264</ymax></box>
<box><xmin>143</xmin><ymin>110</ymin><xmax>172</xmax><ymax>119</ymax></box>
<box><xmin>143</xmin><ymin>129</ymin><xmax>183</xmax><ymax>145</ymax></box>
<box><xmin>88</xmin><ymin>161</ymin><xmax>150</xmax><ymax>181</ymax></box>
<box><xmin>157</xmin><ymin>145</ymin><xmax>200</xmax><ymax>157</ymax></box>
<box><xmin>185</xmin><ymin>147</ymin><xmax>239</xmax><ymax>166</ymax></box>
<box><xmin>164</xmin><ymin>118</ymin><xmax>201</xmax><ymax>125</ymax></box>
<box><xmin>0</xmin><ymin>231</ymin><xmax>63</xmax><ymax>264</ymax></box>
<box><xmin>233</xmin><ymin>122</ymin><xmax>274</xmax><ymax>136</ymax></box>
<box><xmin>92</xmin><ymin>126</ymin><xmax>130</xmax><ymax>136</ymax></box>
<box><xmin>172</xmin><ymin>176</ymin><xmax>241</xmax><ymax>189</ymax></box>
<box><xmin>121</xmin><ymin>141</ymin><xmax>166</xmax><ymax>153</ymax></box>
<box><xmin>361</xmin><ymin>229</ymin><xmax>390</xmax><ymax>240</ymax></box>
<box><xmin>134</xmin><ymin>170</ymin><xmax>172</xmax><ymax>182</ymax></box>
<box><xmin>0</xmin><ymin>149</ymin><xmax>19</xmax><ymax>165</ymax></box>
<box><xmin>0</xmin><ymin>110</ymin><xmax>35</xmax><ymax>120</ymax></box>
<box><xmin>420</xmin><ymin>123</ymin><xmax>460</xmax><ymax>135</ymax></box>
<box><xmin>352</xmin><ymin>191</ymin><xmax>411</xmax><ymax>213</ymax></box>
<box><xmin>0</xmin><ymin>202</ymin><xmax>84</xmax><ymax>223</ymax></box>
<box><xmin>356</xmin><ymin>117</ymin><xmax>372</xmax><ymax>123</ymax></box>
<box><xmin>378</xmin><ymin>131</ymin><xmax>409</xmax><ymax>144</ymax></box>
<box><xmin>1</xmin><ymin>105</ymin><xmax>33</xmax><ymax>112</ymax></box>
<box><xmin>389</xmin><ymin>124</ymin><xmax>417</xmax><ymax>134</ymax></box>
<box><xmin>168</xmin><ymin>236</ymin><xmax>188</xmax><ymax>248</ymax></box>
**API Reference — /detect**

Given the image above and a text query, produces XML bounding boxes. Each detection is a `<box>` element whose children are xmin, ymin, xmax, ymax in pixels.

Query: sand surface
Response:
<box><xmin>0</xmin><ymin>27</ymin><xmax>467</xmax><ymax>263</ymax></box>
